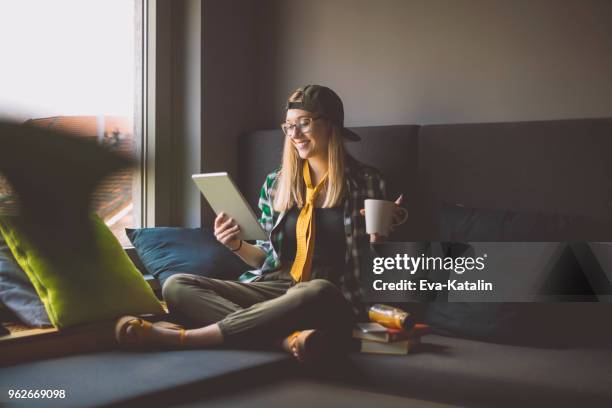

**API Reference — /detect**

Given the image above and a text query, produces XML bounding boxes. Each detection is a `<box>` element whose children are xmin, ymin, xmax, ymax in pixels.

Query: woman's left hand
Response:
<box><xmin>359</xmin><ymin>194</ymin><xmax>404</xmax><ymax>242</ymax></box>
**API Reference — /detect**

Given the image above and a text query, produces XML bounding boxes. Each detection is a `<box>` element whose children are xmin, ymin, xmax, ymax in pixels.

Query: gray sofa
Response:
<box><xmin>239</xmin><ymin>117</ymin><xmax>612</xmax><ymax>406</ymax></box>
<box><xmin>3</xmin><ymin>118</ymin><xmax>612</xmax><ymax>407</ymax></box>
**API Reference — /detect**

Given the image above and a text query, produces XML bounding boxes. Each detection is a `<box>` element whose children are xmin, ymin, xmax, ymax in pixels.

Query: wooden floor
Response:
<box><xmin>0</xmin><ymin>320</ymin><xmax>117</xmax><ymax>366</ymax></box>
<box><xmin>0</xmin><ymin>301</ymin><xmax>172</xmax><ymax>366</ymax></box>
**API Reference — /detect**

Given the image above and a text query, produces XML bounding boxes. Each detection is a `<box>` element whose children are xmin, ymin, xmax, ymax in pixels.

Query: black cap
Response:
<box><xmin>285</xmin><ymin>85</ymin><xmax>361</xmax><ymax>141</ymax></box>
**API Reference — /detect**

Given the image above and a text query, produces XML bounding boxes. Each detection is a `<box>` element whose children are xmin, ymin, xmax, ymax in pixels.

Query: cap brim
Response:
<box><xmin>342</xmin><ymin>128</ymin><xmax>361</xmax><ymax>141</ymax></box>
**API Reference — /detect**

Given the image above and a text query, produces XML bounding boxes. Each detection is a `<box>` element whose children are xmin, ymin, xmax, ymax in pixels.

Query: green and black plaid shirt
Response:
<box><xmin>239</xmin><ymin>155</ymin><xmax>387</xmax><ymax>315</ymax></box>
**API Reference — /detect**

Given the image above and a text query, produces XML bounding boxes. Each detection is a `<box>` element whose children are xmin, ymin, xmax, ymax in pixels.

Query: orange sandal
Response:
<box><xmin>284</xmin><ymin>329</ymin><xmax>328</xmax><ymax>363</ymax></box>
<box><xmin>155</xmin><ymin>321</ymin><xmax>184</xmax><ymax>331</ymax></box>
<box><xmin>115</xmin><ymin>316</ymin><xmax>186</xmax><ymax>348</ymax></box>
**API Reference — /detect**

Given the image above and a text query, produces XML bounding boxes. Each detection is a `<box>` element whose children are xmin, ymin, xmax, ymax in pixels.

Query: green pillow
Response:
<box><xmin>0</xmin><ymin>215</ymin><xmax>164</xmax><ymax>328</ymax></box>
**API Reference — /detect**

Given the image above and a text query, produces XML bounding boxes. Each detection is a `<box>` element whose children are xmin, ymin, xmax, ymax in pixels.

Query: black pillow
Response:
<box><xmin>437</xmin><ymin>203</ymin><xmax>584</xmax><ymax>242</ymax></box>
<box><xmin>126</xmin><ymin>227</ymin><xmax>250</xmax><ymax>287</ymax></box>
<box><xmin>426</xmin><ymin>205</ymin><xmax>596</xmax><ymax>344</ymax></box>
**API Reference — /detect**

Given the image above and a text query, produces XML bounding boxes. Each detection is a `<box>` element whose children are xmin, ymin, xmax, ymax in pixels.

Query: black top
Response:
<box><xmin>280</xmin><ymin>206</ymin><xmax>346</xmax><ymax>283</ymax></box>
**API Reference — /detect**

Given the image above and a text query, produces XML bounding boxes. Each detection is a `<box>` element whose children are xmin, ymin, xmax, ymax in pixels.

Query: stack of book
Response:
<box><xmin>352</xmin><ymin>322</ymin><xmax>430</xmax><ymax>355</ymax></box>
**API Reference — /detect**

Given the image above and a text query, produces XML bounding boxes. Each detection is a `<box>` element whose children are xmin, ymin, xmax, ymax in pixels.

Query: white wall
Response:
<box><xmin>171</xmin><ymin>0</ymin><xmax>201</xmax><ymax>227</ymax></box>
<box><xmin>196</xmin><ymin>0</ymin><xmax>612</xmax><ymax>225</ymax></box>
<box><xmin>201</xmin><ymin>0</ymin><xmax>259</xmax><ymax>223</ymax></box>
<box><xmin>254</xmin><ymin>0</ymin><xmax>612</xmax><ymax>127</ymax></box>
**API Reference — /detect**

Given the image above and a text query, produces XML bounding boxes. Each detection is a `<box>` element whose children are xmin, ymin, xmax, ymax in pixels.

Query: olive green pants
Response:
<box><xmin>161</xmin><ymin>273</ymin><xmax>355</xmax><ymax>346</ymax></box>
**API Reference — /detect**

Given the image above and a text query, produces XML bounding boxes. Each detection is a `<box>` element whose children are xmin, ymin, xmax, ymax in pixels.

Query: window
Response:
<box><xmin>0</xmin><ymin>0</ymin><xmax>143</xmax><ymax>246</ymax></box>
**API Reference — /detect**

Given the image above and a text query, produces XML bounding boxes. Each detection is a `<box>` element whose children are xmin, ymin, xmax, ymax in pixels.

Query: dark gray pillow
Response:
<box><xmin>437</xmin><ymin>203</ymin><xmax>582</xmax><ymax>242</ymax></box>
<box><xmin>0</xmin><ymin>237</ymin><xmax>51</xmax><ymax>327</ymax></box>
<box><xmin>426</xmin><ymin>205</ymin><xmax>597</xmax><ymax>344</ymax></box>
<box><xmin>571</xmin><ymin>242</ymin><xmax>612</xmax><ymax>301</ymax></box>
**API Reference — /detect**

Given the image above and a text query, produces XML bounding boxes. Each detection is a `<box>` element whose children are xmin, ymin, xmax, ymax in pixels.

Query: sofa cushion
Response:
<box><xmin>341</xmin><ymin>332</ymin><xmax>612</xmax><ymax>407</ymax></box>
<box><xmin>418</xmin><ymin>118</ymin><xmax>612</xmax><ymax>233</ymax></box>
<box><xmin>0</xmin><ymin>215</ymin><xmax>164</xmax><ymax>328</ymax></box>
<box><xmin>126</xmin><ymin>227</ymin><xmax>250</xmax><ymax>287</ymax></box>
<box><xmin>0</xmin><ymin>236</ymin><xmax>50</xmax><ymax>327</ymax></box>
<box><xmin>1</xmin><ymin>349</ymin><xmax>292</xmax><ymax>407</ymax></box>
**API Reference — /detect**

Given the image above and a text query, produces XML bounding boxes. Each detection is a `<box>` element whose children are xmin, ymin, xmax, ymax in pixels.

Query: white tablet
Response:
<box><xmin>192</xmin><ymin>172</ymin><xmax>268</xmax><ymax>241</ymax></box>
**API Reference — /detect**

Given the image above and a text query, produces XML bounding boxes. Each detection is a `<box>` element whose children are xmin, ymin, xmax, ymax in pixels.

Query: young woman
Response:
<box><xmin>116</xmin><ymin>85</ymin><xmax>403</xmax><ymax>361</ymax></box>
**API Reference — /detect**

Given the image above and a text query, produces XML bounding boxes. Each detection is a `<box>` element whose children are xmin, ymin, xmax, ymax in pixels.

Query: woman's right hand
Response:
<box><xmin>214</xmin><ymin>212</ymin><xmax>241</xmax><ymax>251</ymax></box>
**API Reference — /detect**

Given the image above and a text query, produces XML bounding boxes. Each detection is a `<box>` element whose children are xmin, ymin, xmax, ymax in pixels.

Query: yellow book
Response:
<box><xmin>360</xmin><ymin>337</ymin><xmax>421</xmax><ymax>355</ymax></box>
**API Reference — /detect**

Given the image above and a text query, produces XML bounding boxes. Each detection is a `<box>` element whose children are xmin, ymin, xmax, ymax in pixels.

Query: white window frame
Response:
<box><xmin>139</xmin><ymin>0</ymin><xmax>201</xmax><ymax>229</ymax></box>
<box><xmin>139</xmin><ymin>0</ymin><xmax>173</xmax><ymax>227</ymax></box>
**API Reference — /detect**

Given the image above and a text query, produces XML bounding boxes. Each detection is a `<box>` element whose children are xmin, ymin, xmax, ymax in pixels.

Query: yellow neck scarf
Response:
<box><xmin>289</xmin><ymin>160</ymin><xmax>328</xmax><ymax>282</ymax></box>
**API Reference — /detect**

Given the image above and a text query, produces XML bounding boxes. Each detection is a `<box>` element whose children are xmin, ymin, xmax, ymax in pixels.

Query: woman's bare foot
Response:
<box><xmin>281</xmin><ymin>330</ymin><xmax>328</xmax><ymax>363</ymax></box>
<box><xmin>282</xmin><ymin>331</ymin><xmax>302</xmax><ymax>361</ymax></box>
<box><xmin>125</xmin><ymin>324</ymin><xmax>184</xmax><ymax>346</ymax></box>
<box><xmin>115</xmin><ymin>316</ymin><xmax>184</xmax><ymax>348</ymax></box>
<box><xmin>116</xmin><ymin>316</ymin><xmax>227</xmax><ymax>350</ymax></box>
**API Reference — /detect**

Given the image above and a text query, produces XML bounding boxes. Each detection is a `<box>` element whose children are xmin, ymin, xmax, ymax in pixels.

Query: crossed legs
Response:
<box><xmin>157</xmin><ymin>274</ymin><xmax>355</xmax><ymax>348</ymax></box>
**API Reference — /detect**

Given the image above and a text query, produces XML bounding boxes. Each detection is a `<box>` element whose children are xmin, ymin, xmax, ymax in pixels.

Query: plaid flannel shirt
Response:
<box><xmin>239</xmin><ymin>155</ymin><xmax>387</xmax><ymax>315</ymax></box>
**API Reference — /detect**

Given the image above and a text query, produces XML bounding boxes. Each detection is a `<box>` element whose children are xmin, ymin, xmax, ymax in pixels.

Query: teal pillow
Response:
<box><xmin>0</xmin><ymin>215</ymin><xmax>164</xmax><ymax>328</ymax></box>
<box><xmin>126</xmin><ymin>227</ymin><xmax>249</xmax><ymax>286</ymax></box>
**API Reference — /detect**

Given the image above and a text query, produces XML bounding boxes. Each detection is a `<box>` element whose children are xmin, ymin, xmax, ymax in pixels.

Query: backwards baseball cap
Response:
<box><xmin>285</xmin><ymin>85</ymin><xmax>361</xmax><ymax>141</ymax></box>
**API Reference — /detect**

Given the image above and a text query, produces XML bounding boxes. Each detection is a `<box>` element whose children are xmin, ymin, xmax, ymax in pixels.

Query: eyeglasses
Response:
<box><xmin>280</xmin><ymin>116</ymin><xmax>321</xmax><ymax>136</ymax></box>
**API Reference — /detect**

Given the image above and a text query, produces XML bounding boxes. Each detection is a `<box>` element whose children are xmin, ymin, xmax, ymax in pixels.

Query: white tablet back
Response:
<box><xmin>192</xmin><ymin>172</ymin><xmax>268</xmax><ymax>241</ymax></box>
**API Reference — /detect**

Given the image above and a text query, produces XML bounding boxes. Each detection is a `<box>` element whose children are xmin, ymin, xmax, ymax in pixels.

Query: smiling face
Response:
<box><xmin>284</xmin><ymin>109</ymin><xmax>331</xmax><ymax>161</ymax></box>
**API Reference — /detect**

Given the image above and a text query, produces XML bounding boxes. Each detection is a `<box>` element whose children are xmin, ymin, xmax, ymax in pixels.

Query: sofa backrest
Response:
<box><xmin>419</xmin><ymin>118</ymin><xmax>612</xmax><ymax>219</ymax></box>
<box><xmin>238</xmin><ymin>118</ymin><xmax>612</xmax><ymax>241</ymax></box>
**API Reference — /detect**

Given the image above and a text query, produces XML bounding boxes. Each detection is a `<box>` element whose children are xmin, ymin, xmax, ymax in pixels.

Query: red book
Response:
<box><xmin>353</xmin><ymin>323</ymin><xmax>430</xmax><ymax>343</ymax></box>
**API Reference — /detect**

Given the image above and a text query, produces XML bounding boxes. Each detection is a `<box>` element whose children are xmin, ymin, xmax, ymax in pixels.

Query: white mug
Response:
<box><xmin>364</xmin><ymin>199</ymin><xmax>409</xmax><ymax>235</ymax></box>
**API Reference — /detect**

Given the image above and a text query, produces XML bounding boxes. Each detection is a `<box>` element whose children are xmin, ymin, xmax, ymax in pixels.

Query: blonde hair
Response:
<box><xmin>273</xmin><ymin>123</ymin><xmax>347</xmax><ymax>212</ymax></box>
